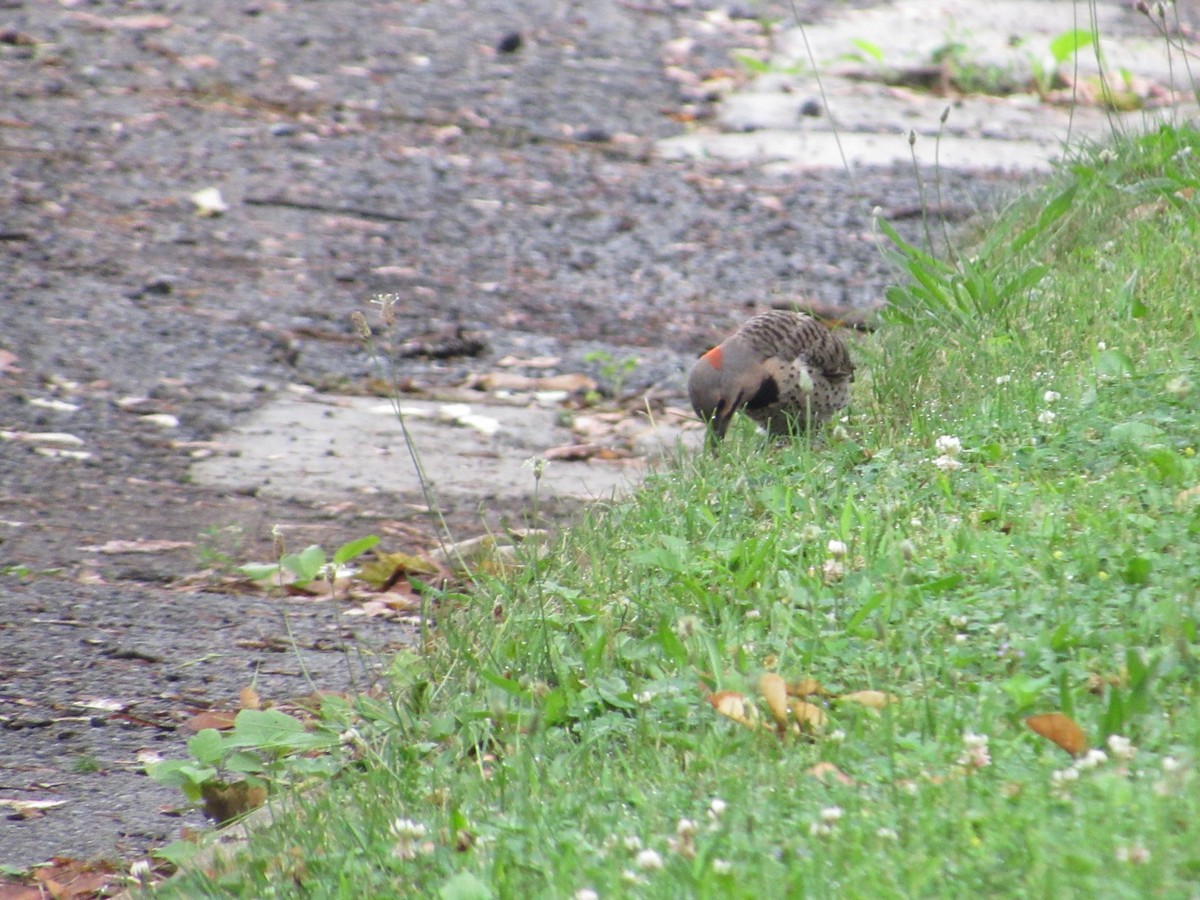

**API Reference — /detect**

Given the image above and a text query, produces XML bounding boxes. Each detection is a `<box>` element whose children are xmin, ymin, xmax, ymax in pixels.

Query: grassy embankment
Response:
<box><xmin>162</xmin><ymin>124</ymin><xmax>1200</xmax><ymax>897</ymax></box>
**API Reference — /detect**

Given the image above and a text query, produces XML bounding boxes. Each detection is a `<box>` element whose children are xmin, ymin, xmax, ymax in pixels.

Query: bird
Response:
<box><xmin>687</xmin><ymin>309</ymin><xmax>855</xmax><ymax>443</ymax></box>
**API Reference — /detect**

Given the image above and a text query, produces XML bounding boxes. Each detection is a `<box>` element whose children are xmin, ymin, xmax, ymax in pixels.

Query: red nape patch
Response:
<box><xmin>701</xmin><ymin>346</ymin><xmax>724</xmax><ymax>369</ymax></box>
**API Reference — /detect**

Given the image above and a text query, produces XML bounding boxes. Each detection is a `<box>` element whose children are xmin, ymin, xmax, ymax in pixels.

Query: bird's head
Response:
<box><xmin>687</xmin><ymin>337</ymin><xmax>773</xmax><ymax>442</ymax></box>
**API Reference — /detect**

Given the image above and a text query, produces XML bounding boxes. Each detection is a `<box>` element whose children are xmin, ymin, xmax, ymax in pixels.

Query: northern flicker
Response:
<box><xmin>688</xmin><ymin>310</ymin><xmax>855</xmax><ymax>442</ymax></box>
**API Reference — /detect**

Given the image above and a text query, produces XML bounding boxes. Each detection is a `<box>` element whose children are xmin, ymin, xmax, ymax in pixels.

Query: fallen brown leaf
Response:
<box><xmin>838</xmin><ymin>690</ymin><xmax>897</xmax><ymax>710</ymax></box>
<box><xmin>182</xmin><ymin>710</ymin><xmax>238</xmax><ymax>732</ymax></box>
<box><xmin>1026</xmin><ymin>712</ymin><xmax>1088</xmax><ymax>756</ymax></box>
<box><xmin>807</xmin><ymin>761</ymin><xmax>854</xmax><ymax>785</ymax></box>
<box><xmin>758</xmin><ymin>673</ymin><xmax>790</xmax><ymax>733</ymax></box>
<box><xmin>788</xmin><ymin>678</ymin><xmax>828</xmax><ymax>698</ymax></box>
<box><xmin>789</xmin><ymin>699</ymin><xmax>827</xmax><ymax>734</ymax></box>
<box><xmin>467</xmin><ymin>371</ymin><xmax>597</xmax><ymax>393</ymax></box>
<box><xmin>708</xmin><ymin>690</ymin><xmax>758</xmax><ymax>729</ymax></box>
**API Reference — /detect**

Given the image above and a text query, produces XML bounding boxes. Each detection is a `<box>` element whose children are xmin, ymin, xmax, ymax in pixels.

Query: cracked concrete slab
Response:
<box><xmin>189</xmin><ymin>390</ymin><xmax>702</xmax><ymax>507</ymax></box>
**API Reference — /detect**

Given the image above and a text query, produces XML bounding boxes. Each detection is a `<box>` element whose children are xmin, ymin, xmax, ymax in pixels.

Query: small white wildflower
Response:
<box><xmin>800</xmin><ymin>524</ymin><xmax>823</xmax><ymax>542</ymax></box>
<box><xmin>826</xmin><ymin>539</ymin><xmax>848</xmax><ymax>557</ymax></box>
<box><xmin>523</xmin><ymin>456</ymin><xmax>549</xmax><ymax>479</ymax></box>
<box><xmin>1037</xmin><ymin>410</ymin><xmax>1057</xmax><ymax>425</ymax></box>
<box><xmin>708</xmin><ymin>798</ymin><xmax>727</xmax><ymax>819</ymax></box>
<box><xmin>674</xmin><ymin>615</ymin><xmax>700</xmax><ymax>639</ymax></box>
<box><xmin>954</xmin><ymin>633</ymin><xmax>967</xmax><ymax>644</ymax></box>
<box><xmin>950</xmin><ymin>615</ymin><xmax>969</xmax><ymax>628</ymax></box>
<box><xmin>677</xmin><ymin>818</ymin><xmax>698</xmax><ymax>838</ymax></box>
<box><xmin>575</xmin><ymin>890</ymin><xmax>600</xmax><ymax>900</ymax></box>
<box><xmin>712</xmin><ymin>859</ymin><xmax>733</xmax><ymax>875</ymax></box>
<box><xmin>1165</xmin><ymin>375</ymin><xmax>1192</xmax><ymax>397</ymax></box>
<box><xmin>822</xmin><ymin>558</ymin><xmax>845</xmax><ymax>582</ymax></box>
<box><xmin>1078</xmin><ymin>748</ymin><xmax>1108</xmax><ymax>770</ymax></box>
<box><xmin>130</xmin><ymin>860</ymin><xmax>152</xmax><ymax>881</ymax></box>
<box><xmin>745</xmin><ymin>608</ymin><xmax>761</xmax><ymax>620</ymax></box>
<box><xmin>391</xmin><ymin>817</ymin><xmax>430</xmax><ymax>859</ymax></box>
<box><xmin>827</xmin><ymin>728</ymin><xmax>846</xmax><ymax>744</ymax></box>
<box><xmin>339</xmin><ymin>726</ymin><xmax>363</xmax><ymax>747</ymax></box>
<box><xmin>621</xmin><ymin>869</ymin><xmax>640</xmax><ymax>885</ymax></box>
<box><xmin>1116</xmin><ymin>844</ymin><xmax>1151</xmax><ymax>865</ymax></box>
<box><xmin>1162</xmin><ymin>756</ymin><xmax>1181</xmax><ymax>773</ymax></box>
<box><xmin>622</xmin><ymin>834</ymin><xmax>643</xmax><ymax>852</ymax></box>
<box><xmin>935</xmin><ymin>435</ymin><xmax>962</xmax><ymax>457</ymax></box>
<box><xmin>820</xmin><ymin>806</ymin><xmax>843</xmax><ymax>824</ymax></box>
<box><xmin>959</xmin><ymin>732</ymin><xmax>991</xmax><ymax>770</ymax></box>
<box><xmin>876</xmin><ymin>827</ymin><xmax>899</xmax><ymax>840</ymax></box>
<box><xmin>808</xmin><ymin>822</ymin><xmax>833</xmax><ymax>837</ymax></box>
<box><xmin>1050</xmin><ymin>767</ymin><xmax>1080</xmax><ymax>798</ymax></box>
<box><xmin>995</xmin><ymin>374</ymin><xmax>1012</xmax><ymax>385</ymax></box>
<box><xmin>1107</xmin><ymin>734</ymin><xmax>1135</xmax><ymax>761</ymax></box>
<box><xmin>1097</xmin><ymin>341</ymin><xmax>1107</xmax><ymax>350</ymax></box>
<box><xmin>933</xmin><ymin>454</ymin><xmax>963</xmax><ymax>471</ymax></box>
<box><xmin>1043</xmin><ymin>390</ymin><xmax>1061</xmax><ymax>403</ymax></box>
<box><xmin>831</xmin><ymin>424</ymin><xmax>850</xmax><ymax>442</ymax></box>
<box><xmin>635</xmin><ymin>848</ymin><xmax>664</xmax><ymax>871</ymax></box>
<box><xmin>390</xmin><ymin>818</ymin><xmax>428</xmax><ymax>840</ymax></box>
<box><xmin>633</xmin><ymin>691</ymin><xmax>654</xmax><ymax>705</ymax></box>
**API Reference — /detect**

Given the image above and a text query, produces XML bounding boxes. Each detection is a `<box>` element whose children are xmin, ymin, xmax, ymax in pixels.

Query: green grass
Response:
<box><xmin>157</xmin><ymin>125</ymin><xmax>1200</xmax><ymax>898</ymax></box>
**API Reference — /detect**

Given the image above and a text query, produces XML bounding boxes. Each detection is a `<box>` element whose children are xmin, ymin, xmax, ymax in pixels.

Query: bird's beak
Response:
<box><xmin>712</xmin><ymin>406</ymin><xmax>735</xmax><ymax>441</ymax></box>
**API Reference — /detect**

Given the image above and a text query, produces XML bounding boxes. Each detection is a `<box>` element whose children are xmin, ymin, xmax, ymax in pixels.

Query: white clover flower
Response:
<box><xmin>959</xmin><ymin>732</ymin><xmax>991</xmax><ymax>769</ymax></box>
<box><xmin>575</xmin><ymin>890</ymin><xmax>599</xmax><ymax>900</ymax></box>
<box><xmin>1078</xmin><ymin>748</ymin><xmax>1108</xmax><ymax>770</ymax></box>
<box><xmin>1116</xmin><ymin>844</ymin><xmax>1151</xmax><ymax>864</ymax></box>
<box><xmin>800</xmin><ymin>524</ymin><xmax>823</xmax><ymax>542</ymax></box>
<box><xmin>935</xmin><ymin>435</ymin><xmax>962</xmax><ymax>457</ymax></box>
<box><xmin>677</xmin><ymin>818</ymin><xmax>698</xmax><ymax>838</ymax></box>
<box><xmin>391</xmin><ymin>818</ymin><xmax>428</xmax><ymax>840</ymax></box>
<box><xmin>808</xmin><ymin>822</ymin><xmax>833</xmax><ymax>837</ymax></box>
<box><xmin>934</xmin><ymin>454</ymin><xmax>963</xmax><ymax>471</ymax></box>
<box><xmin>622</xmin><ymin>834</ymin><xmax>643</xmax><ymax>852</ymax></box>
<box><xmin>826</xmin><ymin>539</ymin><xmax>848</xmax><ymax>557</ymax></box>
<box><xmin>820</xmin><ymin>806</ymin><xmax>844</xmax><ymax>824</ymax></box>
<box><xmin>822</xmin><ymin>558</ymin><xmax>845</xmax><ymax>582</ymax></box>
<box><xmin>876</xmin><ymin>827</ymin><xmax>899</xmax><ymax>840</ymax></box>
<box><xmin>130</xmin><ymin>860</ymin><xmax>152</xmax><ymax>881</ymax></box>
<box><xmin>1162</xmin><ymin>756</ymin><xmax>1181</xmax><ymax>773</ymax></box>
<box><xmin>620</xmin><ymin>869</ymin><xmax>640</xmax><ymax>885</ymax></box>
<box><xmin>1037</xmin><ymin>410</ymin><xmax>1057</xmax><ymax>425</ymax></box>
<box><xmin>1107</xmin><ymin>734</ymin><xmax>1135</xmax><ymax>761</ymax></box>
<box><xmin>708</xmin><ymin>798</ymin><xmax>727</xmax><ymax>819</ymax></box>
<box><xmin>1050</xmin><ymin>767</ymin><xmax>1080</xmax><ymax>798</ymax></box>
<box><xmin>744</xmin><ymin>608</ymin><xmax>761</xmax><ymax>620</ymax></box>
<box><xmin>712</xmin><ymin>859</ymin><xmax>733</xmax><ymax>875</ymax></box>
<box><xmin>1165</xmin><ymin>375</ymin><xmax>1192</xmax><ymax>396</ymax></box>
<box><xmin>827</xmin><ymin>729</ymin><xmax>846</xmax><ymax>744</ymax></box>
<box><xmin>391</xmin><ymin>817</ymin><xmax>430</xmax><ymax>859</ymax></box>
<box><xmin>995</xmin><ymin>374</ymin><xmax>1012</xmax><ymax>385</ymax></box>
<box><xmin>950</xmin><ymin>615</ymin><xmax>968</xmax><ymax>628</ymax></box>
<box><xmin>635</xmin><ymin>848</ymin><xmax>664</xmax><ymax>871</ymax></box>
<box><xmin>633</xmin><ymin>691</ymin><xmax>654</xmax><ymax>706</ymax></box>
<box><xmin>1043</xmin><ymin>390</ymin><xmax>1061</xmax><ymax>403</ymax></box>
<box><xmin>1097</xmin><ymin>341</ymin><xmax>1107</xmax><ymax>351</ymax></box>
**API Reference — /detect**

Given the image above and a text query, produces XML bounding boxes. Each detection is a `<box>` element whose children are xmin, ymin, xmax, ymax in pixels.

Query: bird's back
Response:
<box><xmin>736</xmin><ymin>310</ymin><xmax>854</xmax><ymax>382</ymax></box>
